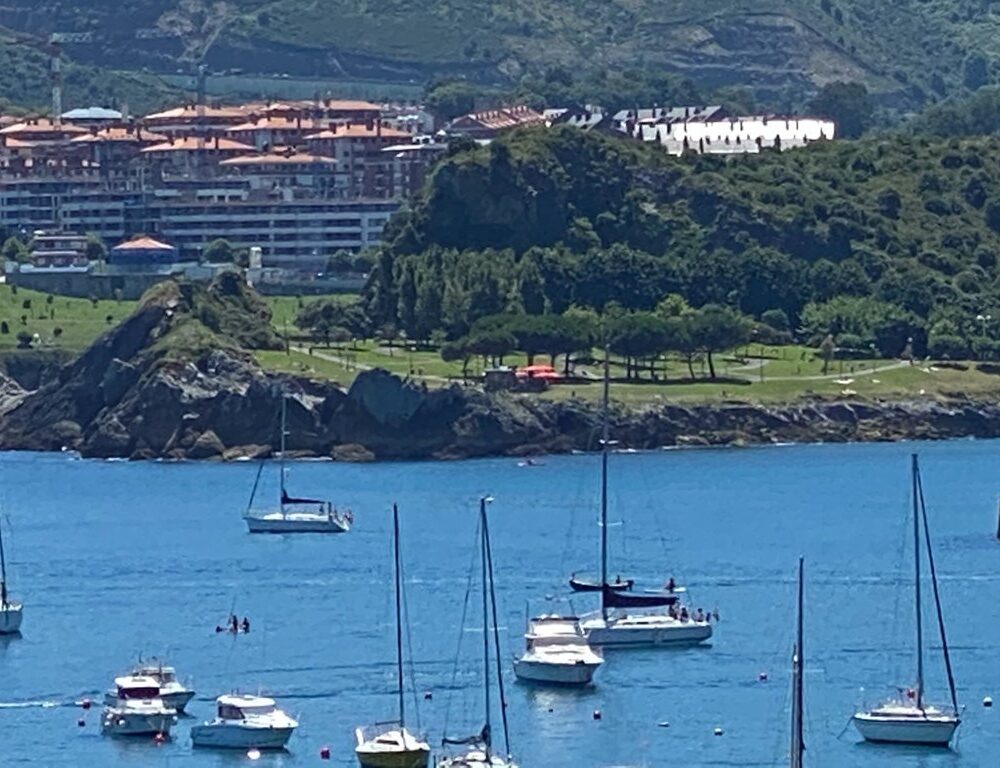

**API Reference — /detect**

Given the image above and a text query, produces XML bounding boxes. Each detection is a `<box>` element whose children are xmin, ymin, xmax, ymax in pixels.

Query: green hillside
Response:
<box><xmin>365</xmin><ymin>126</ymin><xmax>1000</xmax><ymax>359</ymax></box>
<box><xmin>0</xmin><ymin>1</ymin><xmax>998</xmax><ymax>110</ymax></box>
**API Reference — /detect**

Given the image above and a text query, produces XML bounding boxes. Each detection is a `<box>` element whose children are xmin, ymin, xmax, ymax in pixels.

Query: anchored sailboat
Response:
<box><xmin>438</xmin><ymin>497</ymin><xmax>518</xmax><ymax>768</ymax></box>
<box><xmin>575</xmin><ymin>350</ymin><xmax>711</xmax><ymax>648</ymax></box>
<box><xmin>852</xmin><ymin>453</ymin><xmax>961</xmax><ymax>746</ymax></box>
<box><xmin>244</xmin><ymin>393</ymin><xmax>352</xmax><ymax>534</ymax></box>
<box><xmin>355</xmin><ymin>504</ymin><xmax>430</xmax><ymax>768</ymax></box>
<box><xmin>0</xmin><ymin>513</ymin><xmax>22</xmax><ymax>635</ymax></box>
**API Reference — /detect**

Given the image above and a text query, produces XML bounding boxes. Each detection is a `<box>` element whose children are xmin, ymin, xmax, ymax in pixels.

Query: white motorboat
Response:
<box><xmin>513</xmin><ymin>615</ymin><xmax>603</xmax><ymax>685</ymax></box>
<box><xmin>852</xmin><ymin>454</ymin><xmax>961</xmax><ymax>747</ymax></box>
<box><xmin>244</xmin><ymin>394</ymin><xmax>352</xmax><ymax>534</ymax></box>
<box><xmin>355</xmin><ymin>504</ymin><xmax>430</xmax><ymax>768</ymax></box>
<box><xmin>0</xmin><ymin>513</ymin><xmax>22</xmax><ymax>635</ymax></box>
<box><xmin>101</xmin><ymin>675</ymin><xmax>177</xmax><ymax>737</ymax></box>
<box><xmin>104</xmin><ymin>660</ymin><xmax>195</xmax><ymax>713</ymax></box>
<box><xmin>191</xmin><ymin>694</ymin><xmax>298</xmax><ymax>750</ymax></box>
<box><xmin>568</xmin><ymin>349</ymin><xmax>714</xmax><ymax>649</ymax></box>
<box><xmin>438</xmin><ymin>498</ymin><xmax>518</xmax><ymax>768</ymax></box>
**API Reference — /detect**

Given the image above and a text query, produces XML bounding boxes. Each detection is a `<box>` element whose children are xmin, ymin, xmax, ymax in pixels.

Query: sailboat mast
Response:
<box><xmin>479</xmin><ymin>497</ymin><xmax>492</xmax><ymax>755</ymax></box>
<box><xmin>0</xmin><ymin>517</ymin><xmax>7</xmax><ymax>607</ymax></box>
<box><xmin>912</xmin><ymin>453</ymin><xmax>924</xmax><ymax>710</ymax></box>
<box><xmin>600</xmin><ymin>346</ymin><xmax>610</xmax><ymax>620</ymax></box>
<box><xmin>915</xmin><ymin>464</ymin><xmax>960</xmax><ymax>715</ymax></box>
<box><xmin>483</xmin><ymin>498</ymin><xmax>512</xmax><ymax>758</ymax></box>
<box><xmin>279</xmin><ymin>394</ymin><xmax>288</xmax><ymax>511</ymax></box>
<box><xmin>790</xmin><ymin>557</ymin><xmax>805</xmax><ymax>768</ymax></box>
<box><xmin>393</xmin><ymin>504</ymin><xmax>405</xmax><ymax>729</ymax></box>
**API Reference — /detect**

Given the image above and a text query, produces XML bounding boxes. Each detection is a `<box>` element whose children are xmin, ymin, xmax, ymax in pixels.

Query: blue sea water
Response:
<box><xmin>0</xmin><ymin>439</ymin><xmax>998</xmax><ymax>767</ymax></box>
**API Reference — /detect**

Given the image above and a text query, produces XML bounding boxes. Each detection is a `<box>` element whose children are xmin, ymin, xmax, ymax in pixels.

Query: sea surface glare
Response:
<box><xmin>0</xmin><ymin>439</ymin><xmax>997</xmax><ymax>766</ymax></box>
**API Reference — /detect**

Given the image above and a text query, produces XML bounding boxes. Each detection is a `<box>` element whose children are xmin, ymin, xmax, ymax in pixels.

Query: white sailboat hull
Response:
<box><xmin>853</xmin><ymin>711</ymin><xmax>959</xmax><ymax>745</ymax></box>
<box><xmin>0</xmin><ymin>602</ymin><xmax>22</xmax><ymax>634</ymax></box>
<box><xmin>437</xmin><ymin>750</ymin><xmax>517</xmax><ymax>768</ymax></box>
<box><xmin>513</xmin><ymin>657</ymin><xmax>600</xmax><ymax>685</ymax></box>
<box><xmin>581</xmin><ymin>614</ymin><xmax>712</xmax><ymax>648</ymax></box>
<box><xmin>355</xmin><ymin>726</ymin><xmax>430</xmax><ymax>768</ymax></box>
<box><xmin>245</xmin><ymin>512</ymin><xmax>349</xmax><ymax>534</ymax></box>
<box><xmin>191</xmin><ymin>722</ymin><xmax>296</xmax><ymax>750</ymax></box>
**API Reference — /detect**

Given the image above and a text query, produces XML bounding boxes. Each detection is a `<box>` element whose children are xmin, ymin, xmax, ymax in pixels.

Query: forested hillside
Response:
<box><xmin>1</xmin><ymin>0</ymin><xmax>999</xmax><ymax>110</ymax></box>
<box><xmin>363</xmin><ymin>127</ymin><xmax>1000</xmax><ymax>360</ymax></box>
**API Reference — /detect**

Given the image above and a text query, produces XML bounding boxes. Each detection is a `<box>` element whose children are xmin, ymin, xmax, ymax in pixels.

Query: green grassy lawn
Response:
<box><xmin>10</xmin><ymin>281</ymin><xmax>999</xmax><ymax>407</ymax></box>
<box><xmin>0</xmin><ymin>285</ymin><xmax>135</xmax><ymax>351</ymax></box>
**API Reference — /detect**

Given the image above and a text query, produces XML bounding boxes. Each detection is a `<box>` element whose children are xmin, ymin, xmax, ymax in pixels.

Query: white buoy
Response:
<box><xmin>984</xmin><ymin>696</ymin><xmax>993</xmax><ymax>708</ymax></box>
<box><xmin>247</xmin><ymin>748</ymin><xmax>261</xmax><ymax>760</ymax></box>
<box><xmin>714</xmin><ymin>727</ymin><xmax>724</xmax><ymax>736</ymax></box>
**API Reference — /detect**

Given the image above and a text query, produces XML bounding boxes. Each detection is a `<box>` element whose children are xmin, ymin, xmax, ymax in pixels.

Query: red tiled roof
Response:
<box><xmin>72</xmin><ymin>127</ymin><xmax>168</xmax><ymax>144</ymax></box>
<box><xmin>219</xmin><ymin>151</ymin><xmax>336</xmax><ymax>166</ymax></box>
<box><xmin>305</xmin><ymin>124</ymin><xmax>410</xmax><ymax>140</ymax></box>
<box><xmin>112</xmin><ymin>236</ymin><xmax>175</xmax><ymax>251</ymax></box>
<box><xmin>143</xmin><ymin>104</ymin><xmax>250</xmax><ymax>122</ymax></box>
<box><xmin>0</xmin><ymin>118</ymin><xmax>88</xmax><ymax>136</ymax></box>
<box><xmin>140</xmin><ymin>137</ymin><xmax>255</xmax><ymax>153</ymax></box>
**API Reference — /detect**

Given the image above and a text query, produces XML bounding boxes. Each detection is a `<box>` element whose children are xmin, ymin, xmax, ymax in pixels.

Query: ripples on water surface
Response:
<box><xmin>0</xmin><ymin>440</ymin><xmax>997</xmax><ymax>766</ymax></box>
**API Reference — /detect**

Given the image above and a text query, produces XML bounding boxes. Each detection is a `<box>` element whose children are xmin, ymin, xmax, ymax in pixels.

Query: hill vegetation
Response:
<box><xmin>2</xmin><ymin>1</ymin><xmax>1000</xmax><ymax>111</ymax></box>
<box><xmin>359</xmin><ymin>126</ymin><xmax>1000</xmax><ymax>365</ymax></box>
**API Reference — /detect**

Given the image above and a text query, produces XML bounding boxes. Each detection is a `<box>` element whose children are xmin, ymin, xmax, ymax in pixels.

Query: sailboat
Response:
<box><xmin>0</xmin><ymin>513</ymin><xmax>22</xmax><ymax>635</ymax></box>
<box><xmin>575</xmin><ymin>350</ymin><xmax>712</xmax><ymax>648</ymax></box>
<box><xmin>790</xmin><ymin>557</ymin><xmax>805</xmax><ymax>768</ymax></box>
<box><xmin>244</xmin><ymin>393</ymin><xmax>353</xmax><ymax>534</ymax></box>
<box><xmin>355</xmin><ymin>504</ymin><xmax>431</xmax><ymax>768</ymax></box>
<box><xmin>438</xmin><ymin>497</ymin><xmax>518</xmax><ymax>768</ymax></box>
<box><xmin>852</xmin><ymin>454</ymin><xmax>961</xmax><ymax>746</ymax></box>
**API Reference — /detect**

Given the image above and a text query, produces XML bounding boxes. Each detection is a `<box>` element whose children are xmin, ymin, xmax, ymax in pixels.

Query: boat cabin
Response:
<box><xmin>136</xmin><ymin>665</ymin><xmax>177</xmax><ymax>684</ymax></box>
<box><xmin>114</xmin><ymin>675</ymin><xmax>161</xmax><ymax>701</ymax></box>
<box><xmin>217</xmin><ymin>694</ymin><xmax>277</xmax><ymax>720</ymax></box>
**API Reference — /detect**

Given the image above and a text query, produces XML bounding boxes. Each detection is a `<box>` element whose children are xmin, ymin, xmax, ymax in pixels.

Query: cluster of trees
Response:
<box><xmin>357</xmin><ymin>125</ymin><xmax>1000</xmax><ymax>361</ymax></box>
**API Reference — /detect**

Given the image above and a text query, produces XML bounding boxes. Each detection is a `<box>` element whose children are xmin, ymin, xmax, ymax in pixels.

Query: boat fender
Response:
<box><xmin>320</xmin><ymin>746</ymin><xmax>331</xmax><ymax>759</ymax></box>
<box><xmin>247</xmin><ymin>748</ymin><xmax>261</xmax><ymax>760</ymax></box>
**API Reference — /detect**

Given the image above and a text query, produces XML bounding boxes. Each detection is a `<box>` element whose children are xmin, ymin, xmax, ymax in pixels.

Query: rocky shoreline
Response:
<box><xmin>0</xmin><ymin>358</ymin><xmax>998</xmax><ymax>461</ymax></box>
<box><xmin>0</xmin><ymin>276</ymin><xmax>997</xmax><ymax>461</ymax></box>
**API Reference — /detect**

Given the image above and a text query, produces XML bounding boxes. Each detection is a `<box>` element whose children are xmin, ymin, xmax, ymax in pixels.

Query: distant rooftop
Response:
<box><xmin>62</xmin><ymin>107</ymin><xmax>123</xmax><ymax>121</ymax></box>
<box><xmin>112</xmin><ymin>236</ymin><xmax>175</xmax><ymax>251</ymax></box>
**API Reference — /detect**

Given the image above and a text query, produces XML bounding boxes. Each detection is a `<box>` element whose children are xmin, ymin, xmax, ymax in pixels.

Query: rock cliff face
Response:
<box><xmin>0</xmin><ymin>276</ymin><xmax>999</xmax><ymax>460</ymax></box>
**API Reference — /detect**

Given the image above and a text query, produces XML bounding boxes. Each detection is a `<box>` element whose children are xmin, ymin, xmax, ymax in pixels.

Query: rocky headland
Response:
<box><xmin>0</xmin><ymin>276</ymin><xmax>998</xmax><ymax>462</ymax></box>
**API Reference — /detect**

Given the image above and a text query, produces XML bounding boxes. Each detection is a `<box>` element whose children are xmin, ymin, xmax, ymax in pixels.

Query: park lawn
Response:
<box><xmin>255</xmin><ymin>349</ymin><xmax>360</xmax><ymax>387</ymax></box>
<box><xmin>0</xmin><ymin>285</ymin><xmax>136</xmax><ymax>351</ymax></box>
<box><xmin>540</xmin><ymin>360</ymin><xmax>1000</xmax><ymax>405</ymax></box>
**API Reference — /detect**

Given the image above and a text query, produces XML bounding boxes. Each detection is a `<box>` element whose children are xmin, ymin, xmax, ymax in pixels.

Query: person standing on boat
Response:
<box><xmin>666</xmin><ymin>577</ymin><xmax>676</xmax><ymax>593</ymax></box>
